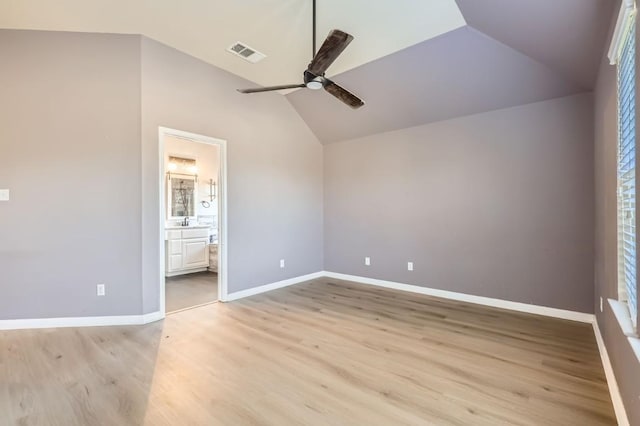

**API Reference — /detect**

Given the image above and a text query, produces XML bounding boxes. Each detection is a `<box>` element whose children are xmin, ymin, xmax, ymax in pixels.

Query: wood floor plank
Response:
<box><xmin>0</xmin><ymin>279</ymin><xmax>616</xmax><ymax>425</ymax></box>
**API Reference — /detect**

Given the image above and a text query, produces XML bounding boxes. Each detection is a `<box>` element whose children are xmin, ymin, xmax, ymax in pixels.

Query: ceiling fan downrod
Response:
<box><xmin>236</xmin><ymin>0</ymin><xmax>365</xmax><ymax>109</ymax></box>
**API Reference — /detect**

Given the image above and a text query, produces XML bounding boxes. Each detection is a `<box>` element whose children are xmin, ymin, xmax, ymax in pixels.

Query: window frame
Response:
<box><xmin>615</xmin><ymin>10</ymin><xmax>639</xmax><ymax>331</ymax></box>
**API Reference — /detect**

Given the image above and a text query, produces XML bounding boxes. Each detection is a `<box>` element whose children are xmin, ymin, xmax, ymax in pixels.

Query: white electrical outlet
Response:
<box><xmin>408</xmin><ymin>262</ymin><xmax>414</xmax><ymax>271</ymax></box>
<box><xmin>0</xmin><ymin>189</ymin><xmax>9</xmax><ymax>201</ymax></box>
<box><xmin>365</xmin><ymin>257</ymin><xmax>371</xmax><ymax>266</ymax></box>
<box><xmin>600</xmin><ymin>297</ymin><xmax>603</xmax><ymax>312</ymax></box>
<box><xmin>97</xmin><ymin>284</ymin><xmax>105</xmax><ymax>296</ymax></box>
<box><xmin>280</xmin><ymin>259</ymin><xmax>285</xmax><ymax>268</ymax></box>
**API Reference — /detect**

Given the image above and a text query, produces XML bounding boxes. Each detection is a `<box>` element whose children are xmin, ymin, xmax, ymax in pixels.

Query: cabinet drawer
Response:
<box><xmin>182</xmin><ymin>228</ymin><xmax>208</xmax><ymax>239</ymax></box>
<box><xmin>166</xmin><ymin>230</ymin><xmax>182</xmax><ymax>240</ymax></box>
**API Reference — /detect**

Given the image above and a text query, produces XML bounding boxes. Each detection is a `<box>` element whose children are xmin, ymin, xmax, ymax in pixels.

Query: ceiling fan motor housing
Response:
<box><xmin>304</xmin><ymin>70</ymin><xmax>325</xmax><ymax>89</ymax></box>
<box><xmin>236</xmin><ymin>1</ymin><xmax>364</xmax><ymax>109</ymax></box>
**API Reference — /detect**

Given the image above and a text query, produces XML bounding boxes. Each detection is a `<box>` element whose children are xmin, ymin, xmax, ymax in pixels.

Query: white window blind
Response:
<box><xmin>617</xmin><ymin>18</ymin><xmax>638</xmax><ymax>329</ymax></box>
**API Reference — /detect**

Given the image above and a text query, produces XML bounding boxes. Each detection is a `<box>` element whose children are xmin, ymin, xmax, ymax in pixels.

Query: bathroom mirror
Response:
<box><xmin>168</xmin><ymin>177</ymin><xmax>197</xmax><ymax>218</ymax></box>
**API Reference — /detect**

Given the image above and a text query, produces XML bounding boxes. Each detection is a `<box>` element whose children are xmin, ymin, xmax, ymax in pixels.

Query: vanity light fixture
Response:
<box><xmin>167</xmin><ymin>156</ymin><xmax>198</xmax><ymax>181</ymax></box>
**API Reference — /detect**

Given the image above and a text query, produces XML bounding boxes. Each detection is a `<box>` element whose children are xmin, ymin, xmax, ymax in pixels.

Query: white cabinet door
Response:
<box><xmin>166</xmin><ymin>240</ymin><xmax>183</xmax><ymax>273</ymax></box>
<box><xmin>168</xmin><ymin>240</ymin><xmax>182</xmax><ymax>255</ymax></box>
<box><xmin>168</xmin><ymin>254</ymin><xmax>183</xmax><ymax>272</ymax></box>
<box><xmin>182</xmin><ymin>238</ymin><xmax>209</xmax><ymax>269</ymax></box>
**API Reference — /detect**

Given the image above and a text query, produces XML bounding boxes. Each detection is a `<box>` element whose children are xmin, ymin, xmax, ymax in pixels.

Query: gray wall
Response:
<box><xmin>0</xmin><ymin>30</ymin><xmax>323</xmax><ymax>319</ymax></box>
<box><xmin>0</xmin><ymin>30</ymin><xmax>142</xmax><ymax>318</ymax></box>
<box><xmin>593</xmin><ymin>6</ymin><xmax>640</xmax><ymax>423</ymax></box>
<box><xmin>324</xmin><ymin>93</ymin><xmax>595</xmax><ymax>313</ymax></box>
<box><xmin>0</xmin><ymin>25</ymin><xmax>635</xmax><ymax>421</ymax></box>
<box><xmin>140</xmin><ymin>37</ymin><xmax>323</xmax><ymax>313</ymax></box>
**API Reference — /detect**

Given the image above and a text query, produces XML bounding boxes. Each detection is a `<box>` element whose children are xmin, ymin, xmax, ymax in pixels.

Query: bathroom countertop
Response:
<box><xmin>165</xmin><ymin>224</ymin><xmax>211</xmax><ymax>230</ymax></box>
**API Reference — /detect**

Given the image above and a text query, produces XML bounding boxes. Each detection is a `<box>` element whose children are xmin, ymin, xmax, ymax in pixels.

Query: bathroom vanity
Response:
<box><xmin>165</xmin><ymin>225</ymin><xmax>210</xmax><ymax>276</ymax></box>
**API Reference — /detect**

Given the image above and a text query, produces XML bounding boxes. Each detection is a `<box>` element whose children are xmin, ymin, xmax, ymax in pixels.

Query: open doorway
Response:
<box><xmin>159</xmin><ymin>127</ymin><xmax>227</xmax><ymax>314</ymax></box>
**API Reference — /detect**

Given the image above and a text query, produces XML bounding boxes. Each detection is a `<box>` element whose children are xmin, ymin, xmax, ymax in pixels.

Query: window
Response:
<box><xmin>617</xmin><ymin>16</ymin><xmax>638</xmax><ymax>329</ymax></box>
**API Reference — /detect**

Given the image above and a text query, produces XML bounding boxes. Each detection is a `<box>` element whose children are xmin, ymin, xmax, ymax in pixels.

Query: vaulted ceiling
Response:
<box><xmin>0</xmin><ymin>0</ymin><xmax>465</xmax><ymax>89</ymax></box>
<box><xmin>0</xmin><ymin>0</ymin><xmax>616</xmax><ymax>143</ymax></box>
<box><xmin>288</xmin><ymin>0</ymin><xmax>615</xmax><ymax>143</ymax></box>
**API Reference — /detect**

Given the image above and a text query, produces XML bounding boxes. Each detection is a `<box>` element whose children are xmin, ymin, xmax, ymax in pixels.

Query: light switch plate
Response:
<box><xmin>0</xmin><ymin>189</ymin><xmax>9</xmax><ymax>201</ymax></box>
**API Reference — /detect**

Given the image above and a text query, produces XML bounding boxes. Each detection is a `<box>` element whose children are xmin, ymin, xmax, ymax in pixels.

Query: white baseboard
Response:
<box><xmin>223</xmin><ymin>271</ymin><xmax>325</xmax><ymax>302</ymax></box>
<box><xmin>0</xmin><ymin>269</ymin><xmax>327</xmax><ymax>330</ymax></box>
<box><xmin>0</xmin><ymin>272</ymin><xmax>594</xmax><ymax>327</ymax></box>
<box><xmin>142</xmin><ymin>310</ymin><xmax>165</xmax><ymax>324</ymax></box>
<box><xmin>592</xmin><ymin>320</ymin><xmax>629</xmax><ymax>426</ymax></box>
<box><xmin>0</xmin><ymin>311</ymin><xmax>164</xmax><ymax>331</ymax></box>
<box><xmin>324</xmin><ymin>272</ymin><xmax>595</xmax><ymax>323</ymax></box>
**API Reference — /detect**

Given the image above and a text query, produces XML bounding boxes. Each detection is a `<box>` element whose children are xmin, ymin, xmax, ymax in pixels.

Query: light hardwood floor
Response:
<box><xmin>165</xmin><ymin>271</ymin><xmax>218</xmax><ymax>313</ymax></box>
<box><xmin>0</xmin><ymin>279</ymin><xmax>615</xmax><ymax>425</ymax></box>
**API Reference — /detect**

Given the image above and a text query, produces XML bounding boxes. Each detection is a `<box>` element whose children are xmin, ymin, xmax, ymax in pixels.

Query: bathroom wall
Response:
<box><xmin>164</xmin><ymin>135</ymin><xmax>220</xmax><ymax>219</ymax></box>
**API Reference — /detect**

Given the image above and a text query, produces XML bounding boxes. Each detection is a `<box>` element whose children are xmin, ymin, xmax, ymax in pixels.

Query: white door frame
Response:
<box><xmin>158</xmin><ymin>126</ymin><xmax>228</xmax><ymax>315</ymax></box>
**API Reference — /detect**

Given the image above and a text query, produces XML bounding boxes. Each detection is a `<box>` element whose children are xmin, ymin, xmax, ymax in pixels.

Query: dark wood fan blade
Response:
<box><xmin>237</xmin><ymin>83</ymin><xmax>305</xmax><ymax>93</ymax></box>
<box><xmin>308</xmin><ymin>30</ymin><xmax>354</xmax><ymax>76</ymax></box>
<box><xmin>324</xmin><ymin>80</ymin><xmax>365</xmax><ymax>109</ymax></box>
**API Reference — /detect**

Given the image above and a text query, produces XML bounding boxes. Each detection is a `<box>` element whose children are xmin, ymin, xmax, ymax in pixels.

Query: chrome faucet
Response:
<box><xmin>182</xmin><ymin>217</ymin><xmax>190</xmax><ymax>227</ymax></box>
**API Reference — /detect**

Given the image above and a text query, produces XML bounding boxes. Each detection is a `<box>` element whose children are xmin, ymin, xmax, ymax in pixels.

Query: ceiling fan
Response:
<box><xmin>237</xmin><ymin>0</ymin><xmax>365</xmax><ymax>109</ymax></box>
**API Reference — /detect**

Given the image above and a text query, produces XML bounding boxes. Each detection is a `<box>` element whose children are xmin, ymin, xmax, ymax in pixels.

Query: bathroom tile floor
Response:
<box><xmin>165</xmin><ymin>271</ymin><xmax>218</xmax><ymax>313</ymax></box>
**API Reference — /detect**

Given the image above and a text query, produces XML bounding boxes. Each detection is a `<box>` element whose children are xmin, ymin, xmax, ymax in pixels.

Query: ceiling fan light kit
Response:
<box><xmin>237</xmin><ymin>0</ymin><xmax>365</xmax><ymax>109</ymax></box>
<box><xmin>306</xmin><ymin>77</ymin><xmax>324</xmax><ymax>90</ymax></box>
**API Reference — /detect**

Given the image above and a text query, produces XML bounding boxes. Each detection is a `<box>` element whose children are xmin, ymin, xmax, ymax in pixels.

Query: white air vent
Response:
<box><xmin>227</xmin><ymin>42</ymin><xmax>266</xmax><ymax>63</ymax></box>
